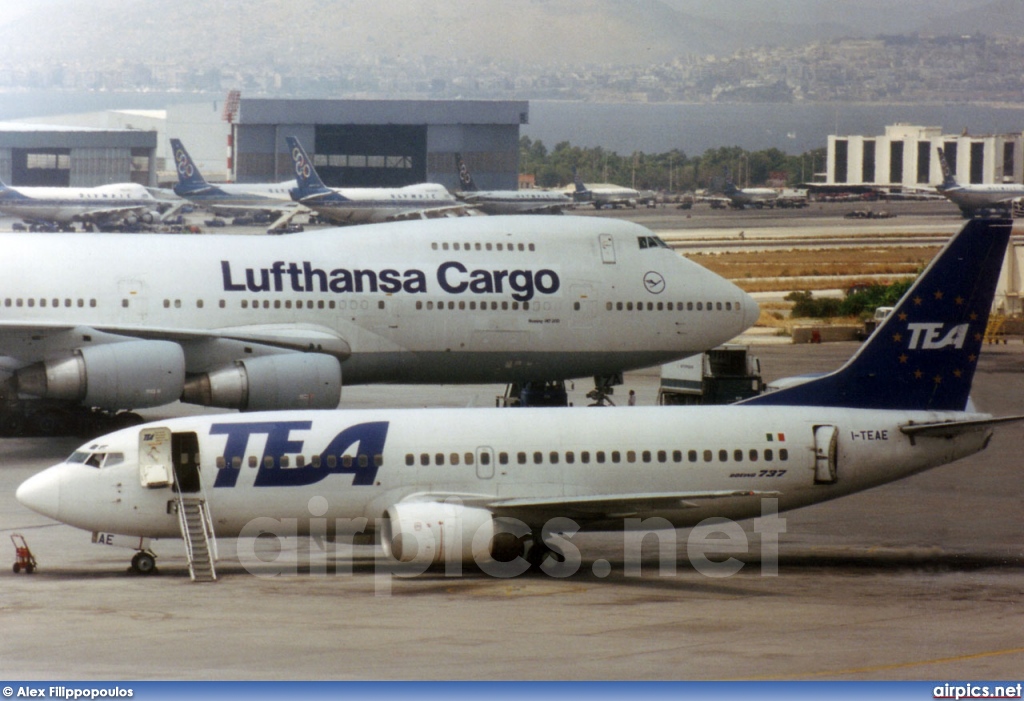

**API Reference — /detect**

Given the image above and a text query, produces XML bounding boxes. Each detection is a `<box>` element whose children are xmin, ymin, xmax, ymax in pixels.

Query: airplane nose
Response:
<box><xmin>742</xmin><ymin>291</ymin><xmax>761</xmax><ymax>330</ymax></box>
<box><xmin>16</xmin><ymin>468</ymin><xmax>61</xmax><ymax>520</ymax></box>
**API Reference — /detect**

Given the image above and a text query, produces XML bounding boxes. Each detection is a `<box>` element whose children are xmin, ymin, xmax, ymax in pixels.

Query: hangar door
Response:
<box><xmin>315</xmin><ymin>125</ymin><xmax>427</xmax><ymax>187</ymax></box>
<box><xmin>12</xmin><ymin>148</ymin><xmax>70</xmax><ymax>186</ymax></box>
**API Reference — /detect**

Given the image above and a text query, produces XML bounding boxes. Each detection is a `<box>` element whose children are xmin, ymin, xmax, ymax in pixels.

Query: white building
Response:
<box><xmin>827</xmin><ymin>124</ymin><xmax>1024</xmax><ymax>189</ymax></box>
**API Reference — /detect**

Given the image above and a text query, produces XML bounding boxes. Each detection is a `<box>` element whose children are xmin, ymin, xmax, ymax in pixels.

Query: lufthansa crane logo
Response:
<box><xmin>643</xmin><ymin>271</ymin><xmax>666</xmax><ymax>294</ymax></box>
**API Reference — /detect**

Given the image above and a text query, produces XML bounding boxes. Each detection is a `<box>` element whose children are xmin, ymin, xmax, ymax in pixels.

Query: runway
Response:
<box><xmin>1</xmin><ymin>204</ymin><xmax>1022</xmax><ymax>680</ymax></box>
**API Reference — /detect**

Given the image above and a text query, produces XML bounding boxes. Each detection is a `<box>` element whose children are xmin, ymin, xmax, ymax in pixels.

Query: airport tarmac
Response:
<box><xmin>1</xmin><ymin>340</ymin><xmax>1023</xmax><ymax>681</ymax></box>
<box><xmin>0</xmin><ymin>203</ymin><xmax>1022</xmax><ymax>681</ymax></box>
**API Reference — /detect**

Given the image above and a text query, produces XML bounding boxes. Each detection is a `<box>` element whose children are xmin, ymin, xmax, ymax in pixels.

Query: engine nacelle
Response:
<box><xmin>180</xmin><ymin>353</ymin><xmax>341</xmax><ymax>411</ymax></box>
<box><xmin>16</xmin><ymin>340</ymin><xmax>185</xmax><ymax>410</ymax></box>
<box><xmin>381</xmin><ymin>502</ymin><xmax>525</xmax><ymax>567</ymax></box>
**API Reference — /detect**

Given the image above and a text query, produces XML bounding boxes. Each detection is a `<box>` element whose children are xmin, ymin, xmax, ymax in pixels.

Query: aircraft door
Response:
<box><xmin>171</xmin><ymin>432</ymin><xmax>202</xmax><ymax>493</ymax></box>
<box><xmin>118</xmin><ymin>279</ymin><xmax>148</xmax><ymax>324</ymax></box>
<box><xmin>813</xmin><ymin>425</ymin><xmax>838</xmax><ymax>484</ymax></box>
<box><xmin>599</xmin><ymin>234</ymin><xmax>616</xmax><ymax>264</ymax></box>
<box><xmin>139</xmin><ymin>427</ymin><xmax>173</xmax><ymax>488</ymax></box>
<box><xmin>476</xmin><ymin>447</ymin><xmax>495</xmax><ymax>480</ymax></box>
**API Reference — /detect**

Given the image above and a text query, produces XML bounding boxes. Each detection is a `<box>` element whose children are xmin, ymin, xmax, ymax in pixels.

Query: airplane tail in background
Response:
<box><xmin>721</xmin><ymin>168</ymin><xmax>740</xmax><ymax>196</ymax></box>
<box><xmin>743</xmin><ymin>218</ymin><xmax>1013</xmax><ymax>412</ymax></box>
<box><xmin>936</xmin><ymin>147</ymin><xmax>959</xmax><ymax>190</ymax></box>
<box><xmin>285</xmin><ymin>136</ymin><xmax>340</xmax><ymax>201</ymax></box>
<box><xmin>455</xmin><ymin>153</ymin><xmax>478</xmax><ymax>192</ymax></box>
<box><xmin>0</xmin><ymin>178</ymin><xmax>27</xmax><ymax>201</ymax></box>
<box><xmin>571</xmin><ymin>167</ymin><xmax>591</xmax><ymax>201</ymax></box>
<box><xmin>170</xmin><ymin>139</ymin><xmax>211</xmax><ymax>195</ymax></box>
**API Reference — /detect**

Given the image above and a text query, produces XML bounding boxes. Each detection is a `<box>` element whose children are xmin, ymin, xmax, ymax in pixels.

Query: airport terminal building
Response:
<box><xmin>826</xmin><ymin>123</ymin><xmax>1024</xmax><ymax>189</ymax></box>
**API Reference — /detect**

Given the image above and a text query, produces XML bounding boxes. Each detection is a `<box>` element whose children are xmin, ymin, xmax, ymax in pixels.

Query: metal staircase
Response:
<box><xmin>176</xmin><ymin>496</ymin><xmax>217</xmax><ymax>582</ymax></box>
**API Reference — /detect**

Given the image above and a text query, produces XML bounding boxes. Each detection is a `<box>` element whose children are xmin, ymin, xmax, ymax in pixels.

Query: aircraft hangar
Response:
<box><xmin>0</xmin><ymin>124</ymin><xmax>157</xmax><ymax>187</ymax></box>
<box><xmin>230</xmin><ymin>97</ymin><xmax>529</xmax><ymax>190</ymax></box>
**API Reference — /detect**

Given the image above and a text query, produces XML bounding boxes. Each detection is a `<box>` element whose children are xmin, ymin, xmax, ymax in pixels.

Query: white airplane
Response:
<box><xmin>721</xmin><ymin>174</ymin><xmax>778</xmax><ymax>209</ymax></box>
<box><xmin>572</xmin><ymin>167</ymin><xmax>640</xmax><ymax>209</ymax></box>
<box><xmin>0</xmin><ymin>214</ymin><xmax>757</xmax><ymax>434</ymax></box>
<box><xmin>170</xmin><ymin>138</ymin><xmax>297</xmax><ymax>217</ymax></box>
<box><xmin>936</xmin><ymin>147</ymin><xmax>1024</xmax><ymax>218</ymax></box>
<box><xmin>16</xmin><ymin>219</ymin><xmax>1018</xmax><ymax>577</ymax></box>
<box><xmin>453</xmin><ymin>153</ymin><xmax>572</xmax><ymax>215</ymax></box>
<box><xmin>286</xmin><ymin>137</ymin><xmax>473</xmax><ymax>224</ymax></box>
<box><xmin>0</xmin><ymin>177</ymin><xmax>161</xmax><ymax>231</ymax></box>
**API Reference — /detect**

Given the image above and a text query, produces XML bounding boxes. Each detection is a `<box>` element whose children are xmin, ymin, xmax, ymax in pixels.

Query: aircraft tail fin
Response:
<box><xmin>0</xmin><ymin>177</ymin><xmax>27</xmax><ymax>201</ymax></box>
<box><xmin>170</xmin><ymin>139</ymin><xmax>210</xmax><ymax>194</ymax></box>
<box><xmin>285</xmin><ymin>136</ymin><xmax>338</xmax><ymax>201</ymax></box>
<box><xmin>743</xmin><ymin>218</ymin><xmax>1013</xmax><ymax>412</ymax></box>
<box><xmin>937</xmin><ymin>147</ymin><xmax>959</xmax><ymax>190</ymax></box>
<box><xmin>571</xmin><ymin>166</ymin><xmax>591</xmax><ymax>202</ymax></box>
<box><xmin>455</xmin><ymin>153</ymin><xmax>478</xmax><ymax>192</ymax></box>
<box><xmin>722</xmin><ymin>167</ymin><xmax>740</xmax><ymax>196</ymax></box>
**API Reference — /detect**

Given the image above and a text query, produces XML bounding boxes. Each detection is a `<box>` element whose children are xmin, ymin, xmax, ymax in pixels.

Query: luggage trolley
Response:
<box><xmin>11</xmin><ymin>533</ymin><xmax>36</xmax><ymax>574</ymax></box>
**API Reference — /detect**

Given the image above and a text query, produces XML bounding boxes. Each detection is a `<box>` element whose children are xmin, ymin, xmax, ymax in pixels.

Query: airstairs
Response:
<box><xmin>175</xmin><ymin>496</ymin><xmax>217</xmax><ymax>582</ymax></box>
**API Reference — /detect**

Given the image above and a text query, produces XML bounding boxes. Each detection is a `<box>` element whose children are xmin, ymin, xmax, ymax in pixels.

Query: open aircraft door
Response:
<box><xmin>813</xmin><ymin>425</ymin><xmax>838</xmax><ymax>484</ymax></box>
<box><xmin>139</xmin><ymin>427</ymin><xmax>173</xmax><ymax>488</ymax></box>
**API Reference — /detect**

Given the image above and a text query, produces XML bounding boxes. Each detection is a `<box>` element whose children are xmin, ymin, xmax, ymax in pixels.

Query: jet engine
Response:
<box><xmin>181</xmin><ymin>353</ymin><xmax>342</xmax><ymax>411</ymax></box>
<box><xmin>16</xmin><ymin>340</ymin><xmax>186</xmax><ymax>410</ymax></box>
<box><xmin>381</xmin><ymin>501</ymin><xmax>525</xmax><ymax>567</ymax></box>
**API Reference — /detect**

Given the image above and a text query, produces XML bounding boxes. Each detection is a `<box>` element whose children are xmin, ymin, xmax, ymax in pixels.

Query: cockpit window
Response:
<box><xmin>637</xmin><ymin>235</ymin><xmax>669</xmax><ymax>250</ymax></box>
<box><xmin>68</xmin><ymin>451</ymin><xmax>124</xmax><ymax>468</ymax></box>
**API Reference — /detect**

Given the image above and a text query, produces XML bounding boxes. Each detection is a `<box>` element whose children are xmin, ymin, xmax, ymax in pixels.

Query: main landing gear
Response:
<box><xmin>586</xmin><ymin>373</ymin><xmax>623</xmax><ymax>406</ymax></box>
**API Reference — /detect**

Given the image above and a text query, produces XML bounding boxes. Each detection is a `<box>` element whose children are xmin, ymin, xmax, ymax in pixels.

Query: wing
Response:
<box><xmin>400</xmin><ymin>490</ymin><xmax>782</xmax><ymax>526</ymax></box>
<box><xmin>0</xmin><ymin>322</ymin><xmax>351</xmax><ymax>369</ymax></box>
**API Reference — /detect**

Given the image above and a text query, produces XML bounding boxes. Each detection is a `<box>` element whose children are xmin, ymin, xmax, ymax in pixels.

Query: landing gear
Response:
<box><xmin>525</xmin><ymin>540</ymin><xmax>565</xmax><ymax>570</ymax></box>
<box><xmin>130</xmin><ymin>551</ymin><xmax>157</xmax><ymax>575</ymax></box>
<box><xmin>586</xmin><ymin>373</ymin><xmax>623</xmax><ymax>406</ymax></box>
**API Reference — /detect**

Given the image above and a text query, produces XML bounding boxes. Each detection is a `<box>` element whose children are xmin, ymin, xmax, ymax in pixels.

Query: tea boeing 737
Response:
<box><xmin>16</xmin><ymin>219</ymin><xmax>1019</xmax><ymax>578</ymax></box>
<box><xmin>0</xmin><ymin>214</ymin><xmax>756</xmax><ymax>434</ymax></box>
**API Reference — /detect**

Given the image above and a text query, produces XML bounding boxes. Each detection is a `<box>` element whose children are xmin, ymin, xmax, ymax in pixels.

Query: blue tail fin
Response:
<box><xmin>936</xmin><ymin>147</ymin><xmax>959</xmax><ymax>190</ymax></box>
<box><xmin>0</xmin><ymin>178</ymin><xmax>28</xmax><ymax>201</ymax></box>
<box><xmin>571</xmin><ymin>166</ymin><xmax>591</xmax><ymax>202</ymax></box>
<box><xmin>722</xmin><ymin>167</ymin><xmax>740</xmax><ymax>196</ymax></box>
<box><xmin>455</xmin><ymin>153</ymin><xmax>478</xmax><ymax>191</ymax></box>
<box><xmin>285</xmin><ymin>136</ymin><xmax>338</xmax><ymax>201</ymax></box>
<box><xmin>744</xmin><ymin>218</ymin><xmax>1013</xmax><ymax>411</ymax></box>
<box><xmin>170</xmin><ymin>139</ymin><xmax>210</xmax><ymax>195</ymax></box>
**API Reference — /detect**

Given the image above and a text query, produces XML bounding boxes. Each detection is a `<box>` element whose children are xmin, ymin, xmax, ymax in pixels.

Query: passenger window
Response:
<box><xmin>420</xmin><ymin>453</ymin><xmax>429</xmax><ymax>466</ymax></box>
<box><xmin>279</xmin><ymin>456</ymin><xmax>290</xmax><ymax>468</ymax></box>
<box><xmin>734</xmin><ymin>449</ymin><xmax>743</xmax><ymax>462</ymax></box>
<box><xmin>479</xmin><ymin>452</ymin><xmax>489</xmax><ymax>465</ymax></box>
<box><xmin>263</xmin><ymin>456</ymin><xmax>275</xmax><ymax>469</ymax></box>
<box><xmin>435</xmin><ymin>453</ymin><xmax>445</xmax><ymax>466</ymax></box>
<box><xmin>533</xmin><ymin>451</ymin><xmax>542</xmax><ymax>464</ymax></box>
<box><xmin>703</xmin><ymin>450</ymin><xmax>712</xmax><ymax>462</ymax></box>
<box><xmin>565</xmin><ymin>451</ymin><xmax>575</xmax><ymax>464</ymax></box>
<box><xmin>780</xmin><ymin>449</ymin><xmax>789</xmax><ymax>461</ymax></box>
<box><xmin>499</xmin><ymin>452</ymin><xmax>508</xmax><ymax>465</ymax></box>
<box><xmin>231</xmin><ymin>456</ymin><xmax>241</xmax><ymax>469</ymax></box>
<box><xmin>748</xmin><ymin>449</ymin><xmax>758</xmax><ymax>462</ymax></box>
<box><xmin>248</xmin><ymin>456</ymin><xmax>258</xmax><ymax>468</ymax></box>
<box><xmin>765</xmin><ymin>449</ymin><xmax>774</xmax><ymax>462</ymax></box>
<box><xmin>719</xmin><ymin>450</ymin><xmax>728</xmax><ymax>462</ymax></box>
<box><xmin>626</xmin><ymin>450</ymin><xmax>636</xmax><ymax>463</ymax></box>
<box><xmin>465</xmin><ymin>452</ymin><xmax>474</xmax><ymax>466</ymax></box>
<box><xmin>581</xmin><ymin>451</ymin><xmax>590</xmax><ymax>464</ymax></box>
<box><xmin>688</xmin><ymin>450</ymin><xmax>697</xmax><ymax>462</ymax></box>
<box><xmin>642</xmin><ymin>451</ymin><xmax>652</xmax><ymax>463</ymax></box>
<box><xmin>549</xmin><ymin>451</ymin><xmax>559</xmax><ymax>464</ymax></box>
<box><xmin>451</xmin><ymin>453</ymin><xmax>460</xmax><ymax>466</ymax></box>
<box><xmin>517</xmin><ymin>452</ymin><xmax>526</xmax><ymax>465</ymax></box>
<box><xmin>405</xmin><ymin>454</ymin><xmax>414</xmax><ymax>466</ymax></box>
<box><xmin>596</xmin><ymin>451</ymin><xmax>605</xmax><ymax>464</ymax></box>
<box><xmin>312</xmin><ymin>455</ymin><xmax>321</xmax><ymax>468</ymax></box>
<box><xmin>327</xmin><ymin>455</ymin><xmax>337</xmax><ymax>468</ymax></box>
<box><xmin>611</xmin><ymin>451</ymin><xmax>620</xmax><ymax>463</ymax></box>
